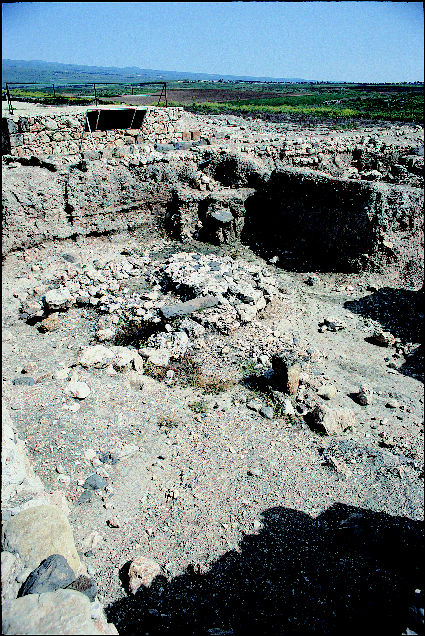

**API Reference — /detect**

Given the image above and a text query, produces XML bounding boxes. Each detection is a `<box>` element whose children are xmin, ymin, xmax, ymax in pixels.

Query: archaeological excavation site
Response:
<box><xmin>2</xmin><ymin>102</ymin><xmax>424</xmax><ymax>635</ymax></box>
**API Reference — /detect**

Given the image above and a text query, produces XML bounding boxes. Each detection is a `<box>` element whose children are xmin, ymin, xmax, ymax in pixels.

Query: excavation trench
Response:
<box><xmin>165</xmin><ymin>157</ymin><xmax>423</xmax><ymax>283</ymax></box>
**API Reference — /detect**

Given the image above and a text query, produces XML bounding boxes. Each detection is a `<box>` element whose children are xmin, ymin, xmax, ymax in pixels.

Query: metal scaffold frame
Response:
<box><xmin>4</xmin><ymin>81</ymin><xmax>167</xmax><ymax>114</ymax></box>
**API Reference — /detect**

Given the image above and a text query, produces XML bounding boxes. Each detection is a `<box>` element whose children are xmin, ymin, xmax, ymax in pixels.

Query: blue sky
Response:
<box><xmin>2</xmin><ymin>2</ymin><xmax>424</xmax><ymax>81</ymax></box>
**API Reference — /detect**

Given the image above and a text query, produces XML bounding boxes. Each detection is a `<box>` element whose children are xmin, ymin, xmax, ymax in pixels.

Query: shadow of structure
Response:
<box><xmin>345</xmin><ymin>287</ymin><xmax>423</xmax><ymax>382</ymax></box>
<box><xmin>240</xmin><ymin>169</ymin><xmax>378</xmax><ymax>273</ymax></box>
<box><xmin>105</xmin><ymin>503</ymin><xmax>423</xmax><ymax>635</ymax></box>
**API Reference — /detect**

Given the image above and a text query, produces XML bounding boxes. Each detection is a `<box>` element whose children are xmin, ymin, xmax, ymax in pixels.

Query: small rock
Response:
<box><xmin>82</xmin><ymin>531</ymin><xmax>104</xmax><ymax>553</ymax></box>
<box><xmin>54</xmin><ymin>367</ymin><xmax>71</xmax><ymax>380</ymax></box>
<box><xmin>306</xmin><ymin>275</ymin><xmax>320</xmax><ymax>286</ymax></box>
<box><xmin>96</xmin><ymin>328</ymin><xmax>116</xmax><ymax>342</ymax></box>
<box><xmin>38</xmin><ymin>313</ymin><xmax>61</xmax><ymax>332</ymax></box>
<box><xmin>107</xmin><ymin>516</ymin><xmax>121</xmax><ymax>528</ymax></box>
<box><xmin>128</xmin><ymin>555</ymin><xmax>161</xmax><ymax>594</ymax></box>
<box><xmin>83</xmin><ymin>449</ymin><xmax>97</xmax><ymax>462</ymax></box>
<box><xmin>79</xmin><ymin>345</ymin><xmax>115</xmax><ymax>368</ymax></box>
<box><xmin>16</xmin><ymin>568</ymin><xmax>32</xmax><ymax>585</ymax></box>
<box><xmin>318</xmin><ymin>384</ymin><xmax>337</xmax><ymax>400</ymax></box>
<box><xmin>57</xmin><ymin>474</ymin><xmax>71</xmax><ymax>485</ymax></box>
<box><xmin>281</xmin><ymin>398</ymin><xmax>295</xmax><ymax>415</ymax></box>
<box><xmin>246</xmin><ymin>399</ymin><xmax>262</xmax><ymax>412</ymax></box>
<box><xmin>76</xmin><ymin>491</ymin><xmax>93</xmax><ymax>505</ymax></box>
<box><xmin>271</xmin><ymin>351</ymin><xmax>301</xmax><ymax>394</ymax></box>
<box><xmin>115</xmin><ymin>444</ymin><xmax>139</xmax><ymax>459</ymax></box>
<box><xmin>83</xmin><ymin>474</ymin><xmax>106</xmax><ymax>490</ymax></box>
<box><xmin>12</xmin><ymin>377</ymin><xmax>35</xmax><ymax>386</ymax></box>
<box><xmin>20</xmin><ymin>300</ymin><xmax>43</xmax><ymax>318</ymax></box>
<box><xmin>56</xmin><ymin>464</ymin><xmax>65</xmax><ymax>474</ymax></box>
<box><xmin>65</xmin><ymin>575</ymin><xmax>97</xmax><ymax>601</ymax></box>
<box><xmin>386</xmin><ymin>398</ymin><xmax>400</xmax><ymax>409</ymax></box>
<box><xmin>371</xmin><ymin>331</ymin><xmax>395</xmax><ymax>347</ymax></box>
<box><xmin>65</xmin><ymin>380</ymin><xmax>91</xmax><ymax>399</ymax></box>
<box><xmin>258</xmin><ymin>355</ymin><xmax>269</xmax><ymax>366</ymax></box>
<box><xmin>357</xmin><ymin>383</ymin><xmax>374</xmax><ymax>406</ymax></box>
<box><xmin>308</xmin><ymin>405</ymin><xmax>355</xmax><ymax>436</ymax></box>
<box><xmin>253</xmin><ymin>520</ymin><xmax>263</xmax><ymax>532</ymax></box>
<box><xmin>260</xmin><ymin>406</ymin><xmax>274</xmax><ymax>419</ymax></box>
<box><xmin>323</xmin><ymin>316</ymin><xmax>346</xmax><ymax>331</ymax></box>
<box><xmin>44</xmin><ymin>287</ymin><xmax>72</xmax><ymax>311</ymax></box>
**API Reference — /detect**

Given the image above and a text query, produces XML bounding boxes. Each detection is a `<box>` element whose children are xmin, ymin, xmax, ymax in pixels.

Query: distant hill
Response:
<box><xmin>2</xmin><ymin>59</ymin><xmax>310</xmax><ymax>85</ymax></box>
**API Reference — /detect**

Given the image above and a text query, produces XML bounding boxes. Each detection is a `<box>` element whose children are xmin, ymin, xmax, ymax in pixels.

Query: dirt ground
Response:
<box><xmin>2</xmin><ymin>222</ymin><xmax>423</xmax><ymax>634</ymax></box>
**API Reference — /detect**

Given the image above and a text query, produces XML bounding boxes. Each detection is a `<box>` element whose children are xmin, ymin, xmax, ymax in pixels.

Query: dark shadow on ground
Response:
<box><xmin>105</xmin><ymin>502</ymin><xmax>422</xmax><ymax>635</ymax></box>
<box><xmin>344</xmin><ymin>287</ymin><xmax>423</xmax><ymax>342</ymax></box>
<box><xmin>344</xmin><ymin>287</ymin><xmax>423</xmax><ymax>381</ymax></box>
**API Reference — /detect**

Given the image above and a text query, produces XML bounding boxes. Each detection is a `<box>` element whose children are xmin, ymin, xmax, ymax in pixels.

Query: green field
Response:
<box><xmin>4</xmin><ymin>81</ymin><xmax>423</xmax><ymax>124</ymax></box>
<box><xmin>175</xmin><ymin>84</ymin><xmax>423</xmax><ymax>123</ymax></box>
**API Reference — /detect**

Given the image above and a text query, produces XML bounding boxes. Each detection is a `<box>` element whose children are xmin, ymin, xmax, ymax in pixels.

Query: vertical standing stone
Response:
<box><xmin>271</xmin><ymin>351</ymin><xmax>301</xmax><ymax>395</ymax></box>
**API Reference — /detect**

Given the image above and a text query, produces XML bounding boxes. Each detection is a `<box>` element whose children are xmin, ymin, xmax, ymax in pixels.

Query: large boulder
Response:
<box><xmin>1</xmin><ymin>505</ymin><xmax>81</xmax><ymax>574</ymax></box>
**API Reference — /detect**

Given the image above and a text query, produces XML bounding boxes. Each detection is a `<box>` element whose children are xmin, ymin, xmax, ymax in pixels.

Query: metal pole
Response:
<box><xmin>53</xmin><ymin>84</ymin><xmax>55</xmax><ymax>98</ymax></box>
<box><xmin>165</xmin><ymin>83</ymin><xmax>167</xmax><ymax>107</ymax></box>
<box><xmin>6</xmin><ymin>83</ymin><xmax>14</xmax><ymax>115</ymax></box>
<box><xmin>94</xmin><ymin>84</ymin><xmax>97</xmax><ymax>106</ymax></box>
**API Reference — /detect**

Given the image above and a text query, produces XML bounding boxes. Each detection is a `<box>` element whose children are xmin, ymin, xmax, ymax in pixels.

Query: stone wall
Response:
<box><xmin>2</xmin><ymin>106</ymin><xmax>201</xmax><ymax>158</ymax></box>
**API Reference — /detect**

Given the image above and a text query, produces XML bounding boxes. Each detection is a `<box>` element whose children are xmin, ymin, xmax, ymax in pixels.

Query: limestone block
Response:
<box><xmin>2</xmin><ymin>589</ymin><xmax>117</xmax><ymax>635</ymax></box>
<box><xmin>1</xmin><ymin>505</ymin><xmax>81</xmax><ymax>573</ymax></box>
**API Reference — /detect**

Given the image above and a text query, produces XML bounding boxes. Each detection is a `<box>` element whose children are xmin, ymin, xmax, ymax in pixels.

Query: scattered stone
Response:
<box><xmin>236</xmin><ymin>303</ymin><xmax>258</xmax><ymax>323</ymax></box>
<box><xmin>323</xmin><ymin>316</ymin><xmax>346</xmax><ymax>331</ymax></box>
<box><xmin>143</xmin><ymin>347</ymin><xmax>171</xmax><ymax>367</ymax></box>
<box><xmin>83</xmin><ymin>475</ymin><xmax>106</xmax><ymax>491</ymax></box>
<box><xmin>57</xmin><ymin>474</ymin><xmax>71</xmax><ymax>485</ymax></box>
<box><xmin>18</xmin><ymin>553</ymin><xmax>76</xmax><ymax>597</ymax></box>
<box><xmin>160</xmin><ymin>296</ymin><xmax>219</xmax><ymax>320</ymax></box>
<box><xmin>65</xmin><ymin>380</ymin><xmax>91</xmax><ymax>399</ymax></box>
<box><xmin>97</xmin><ymin>451</ymin><xmax>118</xmax><ymax>466</ymax></box>
<box><xmin>38</xmin><ymin>312</ymin><xmax>61</xmax><ymax>332</ymax></box>
<box><xmin>114</xmin><ymin>444</ymin><xmax>139</xmax><ymax>459</ymax></box>
<box><xmin>12</xmin><ymin>376</ymin><xmax>35</xmax><ymax>386</ymax></box>
<box><xmin>83</xmin><ymin>449</ymin><xmax>97</xmax><ymax>462</ymax></box>
<box><xmin>107</xmin><ymin>516</ymin><xmax>121</xmax><ymax>528</ymax></box>
<box><xmin>76</xmin><ymin>491</ymin><xmax>93</xmax><ymax>506</ymax></box>
<box><xmin>386</xmin><ymin>398</ymin><xmax>400</xmax><ymax>409</ymax></box>
<box><xmin>246</xmin><ymin>399</ymin><xmax>263</xmax><ymax>412</ymax></box>
<box><xmin>357</xmin><ymin>383</ymin><xmax>374</xmax><ymax>406</ymax></box>
<box><xmin>16</xmin><ymin>568</ymin><xmax>33</xmax><ymax>585</ymax></box>
<box><xmin>44</xmin><ymin>287</ymin><xmax>73</xmax><ymax>311</ymax></box>
<box><xmin>281</xmin><ymin>398</ymin><xmax>295</xmax><ymax>415</ymax></box>
<box><xmin>260</xmin><ymin>405</ymin><xmax>274</xmax><ymax>419</ymax></box>
<box><xmin>96</xmin><ymin>328</ymin><xmax>116</xmax><ymax>342</ymax></box>
<box><xmin>271</xmin><ymin>351</ymin><xmax>301</xmax><ymax>394</ymax></box>
<box><xmin>371</xmin><ymin>331</ymin><xmax>396</xmax><ymax>347</ymax></box>
<box><xmin>318</xmin><ymin>384</ymin><xmax>337</xmax><ymax>400</ymax></box>
<box><xmin>79</xmin><ymin>345</ymin><xmax>115</xmax><ymax>368</ymax></box>
<box><xmin>128</xmin><ymin>555</ymin><xmax>161</xmax><ymax>594</ymax></box>
<box><xmin>306</xmin><ymin>275</ymin><xmax>320</xmax><ymax>286</ymax></box>
<box><xmin>308</xmin><ymin>405</ymin><xmax>355</xmax><ymax>436</ymax></box>
<box><xmin>65</xmin><ymin>575</ymin><xmax>98</xmax><ymax>602</ymax></box>
<box><xmin>20</xmin><ymin>299</ymin><xmax>44</xmax><ymax>318</ymax></box>
<box><xmin>82</xmin><ymin>531</ymin><xmax>104</xmax><ymax>553</ymax></box>
<box><xmin>247</xmin><ymin>467</ymin><xmax>262</xmax><ymax>477</ymax></box>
